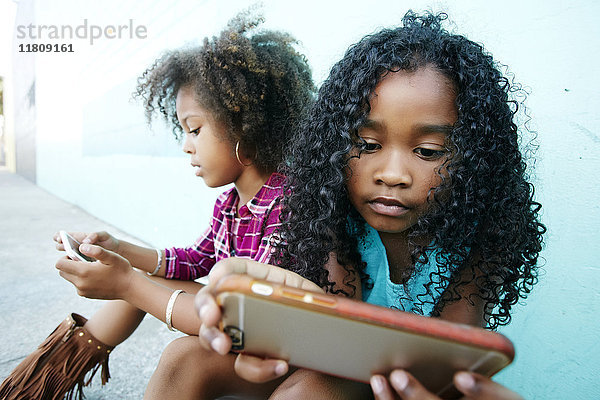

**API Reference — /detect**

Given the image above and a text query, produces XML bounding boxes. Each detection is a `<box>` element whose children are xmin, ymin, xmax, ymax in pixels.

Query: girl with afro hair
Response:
<box><xmin>0</xmin><ymin>12</ymin><xmax>319</xmax><ymax>400</ymax></box>
<box><xmin>193</xmin><ymin>10</ymin><xmax>545</xmax><ymax>399</ymax></box>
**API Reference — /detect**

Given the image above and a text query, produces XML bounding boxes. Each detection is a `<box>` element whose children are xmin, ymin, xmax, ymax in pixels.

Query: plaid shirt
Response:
<box><xmin>164</xmin><ymin>173</ymin><xmax>285</xmax><ymax>280</ymax></box>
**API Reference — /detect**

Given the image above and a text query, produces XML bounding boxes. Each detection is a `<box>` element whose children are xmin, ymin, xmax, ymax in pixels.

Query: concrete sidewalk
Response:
<box><xmin>0</xmin><ymin>169</ymin><xmax>184</xmax><ymax>399</ymax></box>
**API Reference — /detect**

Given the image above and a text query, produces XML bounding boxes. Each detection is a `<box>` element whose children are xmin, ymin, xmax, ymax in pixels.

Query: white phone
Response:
<box><xmin>59</xmin><ymin>230</ymin><xmax>96</xmax><ymax>263</ymax></box>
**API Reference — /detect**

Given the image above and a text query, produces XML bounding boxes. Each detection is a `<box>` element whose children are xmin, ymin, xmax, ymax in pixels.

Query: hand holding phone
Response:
<box><xmin>59</xmin><ymin>230</ymin><xmax>96</xmax><ymax>263</ymax></box>
<box><xmin>371</xmin><ymin>370</ymin><xmax>524</xmax><ymax>400</ymax></box>
<box><xmin>213</xmin><ymin>274</ymin><xmax>515</xmax><ymax>397</ymax></box>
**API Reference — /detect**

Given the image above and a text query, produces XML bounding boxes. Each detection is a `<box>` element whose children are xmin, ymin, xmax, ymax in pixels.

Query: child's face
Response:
<box><xmin>176</xmin><ymin>86</ymin><xmax>244</xmax><ymax>188</ymax></box>
<box><xmin>347</xmin><ymin>66</ymin><xmax>457</xmax><ymax>236</ymax></box>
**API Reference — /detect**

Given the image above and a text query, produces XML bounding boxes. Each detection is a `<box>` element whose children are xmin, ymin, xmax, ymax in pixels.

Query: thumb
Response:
<box><xmin>234</xmin><ymin>354</ymin><xmax>289</xmax><ymax>383</ymax></box>
<box><xmin>79</xmin><ymin>244</ymin><xmax>124</xmax><ymax>266</ymax></box>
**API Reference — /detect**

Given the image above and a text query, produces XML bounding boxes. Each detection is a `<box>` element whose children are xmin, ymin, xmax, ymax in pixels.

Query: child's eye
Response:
<box><xmin>359</xmin><ymin>141</ymin><xmax>381</xmax><ymax>152</ymax></box>
<box><xmin>415</xmin><ymin>147</ymin><xmax>446</xmax><ymax>159</ymax></box>
<box><xmin>189</xmin><ymin>127</ymin><xmax>201</xmax><ymax>136</ymax></box>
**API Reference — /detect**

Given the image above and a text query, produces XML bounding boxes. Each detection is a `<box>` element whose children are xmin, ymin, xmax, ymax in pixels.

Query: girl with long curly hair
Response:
<box><xmin>193</xmin><ymin>11</ymin><xmax>545</xmax><ymax>399</ymax></box>
<box><xmin>0</xmin><ymin>12</ymin><xmax>317</xmax><ymax>400</ymax></box>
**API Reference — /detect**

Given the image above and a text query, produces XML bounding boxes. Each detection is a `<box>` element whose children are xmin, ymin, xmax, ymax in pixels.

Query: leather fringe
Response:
<box><xmin>0</xmin><ymin>313</ymin><xmax>114</xmax><ymax>400</ymax></box>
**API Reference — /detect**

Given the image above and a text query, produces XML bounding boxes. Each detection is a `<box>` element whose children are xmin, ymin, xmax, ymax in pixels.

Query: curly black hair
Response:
<box><xmin>134</xmin><ymin>11</ymin><xmax>315</xmax><ymax>173</ymax></box>
<box><xmin>273</xmin><ymin>11</ymin><xmax>546</xmax><ymax>330</ymax></box>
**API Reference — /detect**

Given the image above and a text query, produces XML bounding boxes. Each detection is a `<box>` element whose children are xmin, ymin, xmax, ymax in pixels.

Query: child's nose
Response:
<box><xmin>374</xmin><ymin>153</ymin><xmax>412</xmax><ymax>187</ymax></box>
<box><xmin>182</xmin><ymin>134</ymin><xmax>194</xmax><ymax>154</ymax></box>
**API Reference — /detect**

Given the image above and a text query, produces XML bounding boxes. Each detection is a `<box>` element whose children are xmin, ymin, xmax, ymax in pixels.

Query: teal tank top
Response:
<box><xmin>358</xmin><ymin>224</ymin><xmax>452</xmax><ymax>315</ymax></box>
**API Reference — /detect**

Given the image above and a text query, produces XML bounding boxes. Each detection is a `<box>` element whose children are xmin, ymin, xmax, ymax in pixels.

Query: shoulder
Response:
<box><xmin>252</xmin><ymin>173</ymin><xmax>286</xmax><ymax>218</ymax></box>
<box><xmin>260</xmin><ymin>173</ymin><xmax>286</xmax><ymax>199</ymax></box>
<box><xmin>214</xmin><ymin>186</ymin><xmax>238</xmax><ymax>210</ymax></box>
<box><xmin>437</xmin><ymin>252</ymin><xmax>486</xmax><ymax>327</ymax></box>
<box><xmin>323</xmin><ymin>252</ymin><xmax>362</xmax><ymax>300</ymax></box>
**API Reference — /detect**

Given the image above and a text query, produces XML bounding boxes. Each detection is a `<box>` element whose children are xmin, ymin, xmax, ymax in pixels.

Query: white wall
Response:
<box><xmin>0</xmin><ymin>0</ymin><xmax>17</xmax><ymax>171</ymax></box>
<box><xmin>7</xmin><ymin>0</ymin><xmax>600</xmax><ymax>398</ymax></box>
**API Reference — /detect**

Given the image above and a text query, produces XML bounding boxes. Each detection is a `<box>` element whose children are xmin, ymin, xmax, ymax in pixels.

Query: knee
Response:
<box><xmin>150</xmin><ymin>336</ymin><xmax>246</xmax><ymax>399</ymax></box>
<box><xmin>270</xmin><ymin>370</ymin><xmax>332</xmax><ymax>399</ymax></box>
<box><xmin>154</xmin><ymin>336</ymin><xmax>237</xmax><ymax>382</ymax></box>
<box><xmin>270</xmin><ymin>369</ymin><xmax>373</xmax><ymax>400</ymax></box>
<box><xmin>154</xmin><ymin>336</ymin><xmax>203</xmax><ymax>379</ymax></box>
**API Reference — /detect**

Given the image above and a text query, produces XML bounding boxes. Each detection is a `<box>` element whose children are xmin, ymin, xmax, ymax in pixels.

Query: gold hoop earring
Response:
<box><xmin>235</xmin><ymin>142</ymin><xmax>252</xmax><ymax>167</ymax></box>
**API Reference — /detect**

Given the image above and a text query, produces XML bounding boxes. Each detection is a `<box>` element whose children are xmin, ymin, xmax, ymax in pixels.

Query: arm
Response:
<box><xmin>55</xmin><ymin>244</ymin><xmax>202</xmax><ymax>335</ymax></box>
<box><xmin>54</xmin><ymin>230</ymin><xmax>164</xmax><ymax>274</ymax></box>
<box><xmin>437</xmin><ymin>259</ymin><xmax>487</xmax><ymax>327</ymax></box>
<box><xmin>162</xmin><ymin>226</ymin><xmax>215</xmax><ymax>280</ymax></box>
<box><xmin>323</xmin><ymin>252</ymin><xmax>362</xmax><ymax>300</ymax></box>
<box><xmin>56</xmin><ymin>206</ymin><xmax>218</xmax><ymax>281</ymax></box>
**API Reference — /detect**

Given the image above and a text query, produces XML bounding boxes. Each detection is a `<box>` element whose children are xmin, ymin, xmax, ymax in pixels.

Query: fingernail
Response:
<box><xmin>370</xmin><ymin>375</ymin><xmax>385</xmax><ymax>394</ymax></box>
<box><xmin>201</xmin><ymin>326</ymin><xmax>218</xmax><ymax>341</ymax></box>
<box><xmin>275</xmin><ymin>361</ymin><xmax>288</xmax><ymax>376</ymax></box>
<box><xmin>455</xmin><ymin>372</ymin><xmax>476</xmax><ymax>390</ymax></box>
<box><xmin>390</xmin><ymin>370</ymin><xmax>409</xmax><ymax>391</ymax></box>
<box><xmin>211</xmin><ymin>336</ymin><xmax>226</xmax><ymax>354</ymax></box>
<box><xmin>83</xmin><ymin>238</ymin><xmax>91</xmax><ymax>244</ymax></box>
<box><xmin>80</xmin><ymin>244</ymin><xmax>91</xmax><ymax>253</ymax></box>
<box><xmin>199</xmin><ymin>305</ymin><xmax>209</xmax><ymax>321</ymax></box>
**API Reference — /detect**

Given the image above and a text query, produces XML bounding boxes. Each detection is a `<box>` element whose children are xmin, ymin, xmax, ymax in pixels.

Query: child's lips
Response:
<box><xmin>191</xmin><ymin>163</ymin><xmax>202</xmax><ymax>176</ymax></box>
<box><xmin>368</xmin><ymin>197</ymin><xmax>409</xmax><ymax>217</ymax></box>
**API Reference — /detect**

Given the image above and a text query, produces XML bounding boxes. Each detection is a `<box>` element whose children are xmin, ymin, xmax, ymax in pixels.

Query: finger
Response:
<box><xmin>66</xmin><ymin>232</ymin><xmax>89</xmax><ymax>242</ymax></box>
<box><xmin>261</xmin><ymin>265</ymin><xmax>322</xmax><ymax>292</ymax></box>
<box><xmin>52</xmin><ymin>232</ymin><xmax>65</xmax><ymax>251</ymax></box>
<box><xmin>83</xmin><ymin>231</ymin><xmax>108</xmax><ymax>244</ymax></box>
<box><xmin>209</xmin><ymin>258</ymin><xmax>323</xmax><ymax>292</ymax></box>
<box><xmin>53</xmin><ymin>232</ymin><xmax>65</xmax><ymax>251</ymax></box>
<box><xmin>55</xmin><ymin>256</ymin><xmax>87</xmax><ymax>276</ymax></box>
<box><xmin>387</xmin><ymin>370</ymin><xmax>439</xmax><ymax>400</ymax></box>
<box><xmin>233</xmin><ymin>353</ymin><xmax>288</xmax><ymax>383</ymax></box>
<box><xmin>57</xmin><ymin>269</ymin><xmax>90</xmax><ymax>298</ymax></box>
<box><xmin>207</xmin><ymin>257</ymin><xmax>255</xmax><ymax>283</ymax></box>
<box><xmin>57</xmin><ymin>268</ymin><xmax>79</xmax><ymax>286</ymax></box>
<box><xmin>370</xmin><ymin>374</ymin><xmax>396</xmax><ymax>400</ymax></box>
<box><xmin>199</xmin><ymin>323</ymin><xmax>231</xmax><ymax>355</ymax></box>
<box><xmin>79</xmin><ymin>244</ymin><xmax>123</xmax><ymax>266</ymax></box>
<box><xmin>454</xmin><ymin>372</ymin><xmax>523</xmax><ymax>400</ymax></box>
<box><xmin>194</xmin><ymin>287</ymin><xmax>222</xmax><ymax>327</ymax></box>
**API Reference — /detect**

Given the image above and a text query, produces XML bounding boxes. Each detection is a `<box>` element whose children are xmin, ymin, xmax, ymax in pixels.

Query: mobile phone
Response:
<box><xmin>214</xmin><ymin>274</ymin><xmax>514</xmax><ymax>397</ymax></box>
<box><xmin>195</xmin><ymin>276</ymin><xmax>210</xmax><ymax>285</ymax></box>
<box><xmin>59</xmin><ymin>230</ymin><xmax>96</xmax><ymax>263</ymax></box>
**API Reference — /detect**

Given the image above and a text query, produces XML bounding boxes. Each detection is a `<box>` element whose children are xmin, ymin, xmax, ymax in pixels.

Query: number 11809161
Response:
<box><xmin>18</xmin><ymin>43</ymin><xmax>74</xmax><ymax>53</ymax></box>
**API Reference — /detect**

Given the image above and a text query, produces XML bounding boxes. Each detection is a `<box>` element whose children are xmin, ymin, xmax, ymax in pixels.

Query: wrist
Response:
<box><xmin>114</xmin><ymin>239</ymin><xmax>134</xmax><ymax>261</ymax></box>
<box><xmin>118</xmin><ymin>266</ymin><xmax>138</xmax><ymax>301</ymax></box>
<box><xmin>114</xmin><ymin>238</ymin><xmax>123</xmax><ymax>255</ymax></box>
<box><xmin>147</xmin><ymin>248</ymin><xmax>163</xmax><ymax>276</ymax></box>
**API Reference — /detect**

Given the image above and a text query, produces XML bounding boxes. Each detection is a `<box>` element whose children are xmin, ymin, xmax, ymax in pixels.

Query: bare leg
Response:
<box><xmin>144</xmin><ymin>336</ymin><xmax>285</xmax><ymax>400</ymax></box>
<box><xmin>269</xmin><ymin>369</ymin><xmax>374</xmax><ymax>400</ymax></box>
<box><xmin>84</xmin><ymin>272</ymin><xmax>202</xmax><ymax>346</ymax></box>
<box><xmin>83</xmin><ymin>300</ymin><xmax>146</xmax><ymax>346</ymax></box>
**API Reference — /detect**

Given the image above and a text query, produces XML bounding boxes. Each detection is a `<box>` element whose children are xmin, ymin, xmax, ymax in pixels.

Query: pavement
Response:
<box><xmin>0</xmin><ymin>169</ymin><xmax>185</xmax><ymax>399</ymax></box>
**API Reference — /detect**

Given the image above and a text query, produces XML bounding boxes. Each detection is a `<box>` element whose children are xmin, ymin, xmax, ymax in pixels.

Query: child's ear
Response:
<box><xmin>235</xmin><ymin>141</ymin><xmax>255</xmax><ymax>167</ymax></box>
